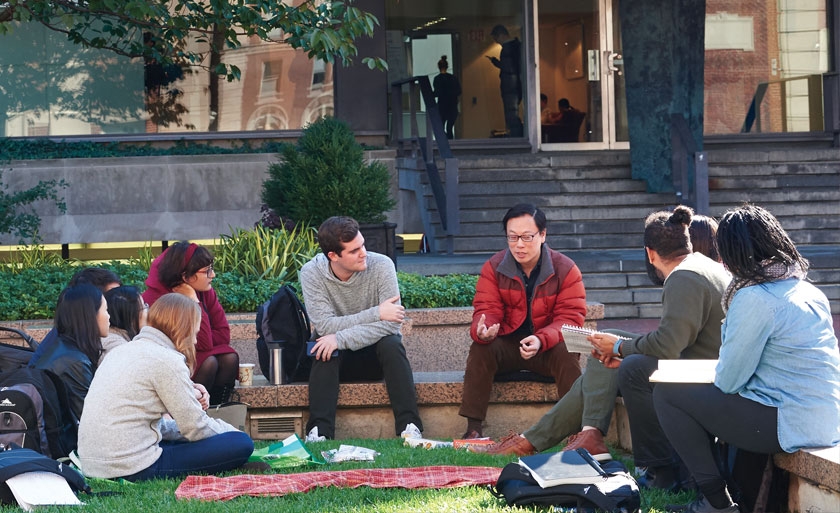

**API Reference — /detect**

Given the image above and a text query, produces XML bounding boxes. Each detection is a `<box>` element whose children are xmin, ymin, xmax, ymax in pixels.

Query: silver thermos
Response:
<box><xmin>269</xmin><ymin>345</ymin><xmax>285</xmax><ymax>385</ymax></box>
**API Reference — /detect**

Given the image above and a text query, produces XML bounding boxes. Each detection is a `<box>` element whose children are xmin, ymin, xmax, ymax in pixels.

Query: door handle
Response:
<box><xmin>607</xmin><ymin>52</ymin><xmax>623</xmax><ymax>76</ymax></box>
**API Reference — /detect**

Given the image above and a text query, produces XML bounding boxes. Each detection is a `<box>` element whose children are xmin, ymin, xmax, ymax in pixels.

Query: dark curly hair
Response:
<box><xmin>716</xmin><ymin>204</ymin><xmax>808</xmax><ymax>281</ymax></box>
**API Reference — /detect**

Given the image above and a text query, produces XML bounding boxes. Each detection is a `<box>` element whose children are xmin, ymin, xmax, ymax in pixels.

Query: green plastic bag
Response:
<box><xmin>248</xmin><ymin>434</ymin><xmax>323</xmax><ymax>469</ymax></box>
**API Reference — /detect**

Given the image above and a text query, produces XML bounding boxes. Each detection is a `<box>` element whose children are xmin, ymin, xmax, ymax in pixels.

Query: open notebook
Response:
<box><xmin>649</xmin><ymin>359</ymin><xmax>718</xmax><ymax>383</ymax></box>
<box><xmin>561</xmin><ymin>325</ymin><xmax>631</xmax><ymax>354</ymax></box>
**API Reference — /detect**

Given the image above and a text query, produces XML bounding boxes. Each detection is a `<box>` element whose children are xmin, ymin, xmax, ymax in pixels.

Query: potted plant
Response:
<box><xmin>261</xmin><ymin>117</ymin><xmax>397</xmax><ymax>262</ymax></box>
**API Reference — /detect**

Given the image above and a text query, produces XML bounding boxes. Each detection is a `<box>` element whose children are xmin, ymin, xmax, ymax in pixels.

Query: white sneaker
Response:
<box><xmin>400</xmin><ymin>422</ymin><xmax>422</xmax><ymax>439</ymax></box>
<box><xmin>305</xmin><ymin>426</ymin><xmax>326</xmax><ymax>443</ymax></box>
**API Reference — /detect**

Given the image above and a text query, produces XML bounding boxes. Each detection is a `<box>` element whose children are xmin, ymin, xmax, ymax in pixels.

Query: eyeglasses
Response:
<box><xmin>196</xmin><ymin>265</ymin><xmax>215</xmax><ymax>276</ymax></box>
<box><xmin>506</xmin><ymin>233</ymin><xmax>538</xmax><ymax>243</ymax></box>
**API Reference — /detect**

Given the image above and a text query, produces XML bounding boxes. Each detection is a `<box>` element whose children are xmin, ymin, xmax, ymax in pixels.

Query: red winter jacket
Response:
<box><xmin>470</xmin><ymin>246</ymin><xmax>586</xmax><ymax>352</ymax></box>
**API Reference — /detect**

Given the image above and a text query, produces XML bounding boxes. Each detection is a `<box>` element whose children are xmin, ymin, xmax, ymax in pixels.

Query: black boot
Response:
<box><xmin>209</xmin><ymin>383</ymin><xmax>234</xmax><ymax>406</ymax></box>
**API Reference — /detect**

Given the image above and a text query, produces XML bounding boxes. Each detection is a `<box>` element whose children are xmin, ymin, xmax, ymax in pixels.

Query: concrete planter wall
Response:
<box><xmin>1</xmin><ymin>150</ymin><xmax>398</xmax><ymax>245</ymax></box>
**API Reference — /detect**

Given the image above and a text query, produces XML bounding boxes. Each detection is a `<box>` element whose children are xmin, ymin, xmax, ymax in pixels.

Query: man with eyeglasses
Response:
<box><xmin>458</xmin><ymin>203</ymin><xmax>586</xmax><ymax>439</ymax></box>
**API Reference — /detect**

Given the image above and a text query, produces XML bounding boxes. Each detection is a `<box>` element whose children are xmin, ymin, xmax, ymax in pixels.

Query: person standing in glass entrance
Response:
<box><xmin>433</xmin><ymin>55</ymin><xmax>461</xmax><ymax>139</ymax></box>
<box><xmin>459</xmin><ymin>203</ymin><xmax>585</xmax><ymax>439</ymax></box>
<box><xmin>300</xmin><ymin>216</ymin><xmax>423</xmax><ymax>440</ymax></box>
<box><xmin>487</xmin><ymin>25</ymin><xmax>523</xmax><ymax>137</ymax></box>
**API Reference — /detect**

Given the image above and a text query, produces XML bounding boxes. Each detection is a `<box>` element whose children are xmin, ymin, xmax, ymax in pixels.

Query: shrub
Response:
<box><xmin>261</xmin><ymin>117</ymin><xmax>395</xmax><ymax>227</ymax></box>
<box><xmin>397</xmin><ymin>273</ymin><xmax>477</xmax><ymax>309</ymax></box>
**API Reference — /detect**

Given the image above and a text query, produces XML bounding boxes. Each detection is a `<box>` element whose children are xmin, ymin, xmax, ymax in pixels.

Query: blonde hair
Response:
<box><xmin>147</xmin><ymin>293</ymin><xmax>201</xmax><ymax>373</ymax></box>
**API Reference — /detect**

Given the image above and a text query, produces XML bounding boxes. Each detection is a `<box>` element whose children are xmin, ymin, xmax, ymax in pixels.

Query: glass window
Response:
<box><xmin>385</xmin><ymin>0</ymin><xmax>527</xmax><ymax>140</ymax></box>
<box><xmin>704</xmin><ymin>1</ymin><xmax>830</xmax><ymax>135</ymax></box>
<box><xmin>0</xmin><ymin>23</ymin><xmax>333</xmax><ymax>136</ymax></box>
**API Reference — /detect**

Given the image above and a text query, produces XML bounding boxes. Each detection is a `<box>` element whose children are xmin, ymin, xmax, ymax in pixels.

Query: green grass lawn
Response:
<box><xmin>2</xmin><ymin>439</ymin><xmax>697</xmax><ymax>512</ymax></box>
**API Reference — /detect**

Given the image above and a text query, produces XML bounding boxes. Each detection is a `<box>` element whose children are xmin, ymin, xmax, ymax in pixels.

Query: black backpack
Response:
<box><xmin>0</xmin><ymin>327</ymin><xmax>38</xmax><ymax>374</ymax></box>
<box><xmin>0</xmin><ymin>367</ymin><xmax>77</xmax><ymax>459</ymax></box>
<box><xmin>0</xmin><ymin>447</ymin><xmax>90</xmax><ymax>506</ymax></box>
<box><xmin>490</xmin><ymin>459</ymin><xmax>641</xmax><ymax>512</ymax></box>
<box><xmin>255</xmin><ymin>285</ymin><xmax>312</xmax><ymax>382</ymax></box>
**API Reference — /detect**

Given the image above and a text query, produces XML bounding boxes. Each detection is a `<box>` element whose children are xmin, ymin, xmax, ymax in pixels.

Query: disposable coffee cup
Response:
<box><xmin>238</xmin><ymin>363</ymin><xmax>255</xmax><ymax>386</ymax></box>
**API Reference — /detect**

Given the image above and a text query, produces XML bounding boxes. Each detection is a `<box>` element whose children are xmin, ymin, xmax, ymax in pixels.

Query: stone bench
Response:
<box><xmin>226</xmin><ymin>302</ymin><xmax>623</xmax><ymax>442</ymax></box>
<box><xmin>773</xmin><ymin>447</ymin><xmax>840</xmax><ymax>512</ymax></box>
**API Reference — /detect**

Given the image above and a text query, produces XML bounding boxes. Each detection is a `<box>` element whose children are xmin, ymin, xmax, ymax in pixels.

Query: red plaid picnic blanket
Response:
<box><xmin>175</xmin><ymin>465</ymin><xmax>502</xmax><ymax>501</ymax></box>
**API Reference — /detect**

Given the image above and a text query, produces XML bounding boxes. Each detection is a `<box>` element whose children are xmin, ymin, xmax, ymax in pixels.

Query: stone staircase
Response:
<box><xmin>402</xmin><ymin>148</ymin><xmax>840</xmax><ymax>316</ymax></box>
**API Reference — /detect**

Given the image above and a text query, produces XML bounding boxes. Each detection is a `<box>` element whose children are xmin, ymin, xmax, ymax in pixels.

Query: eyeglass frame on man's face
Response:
<box><xmin>506</xmin><ymin>233</ymin><xmax>539</xmax><ymax>243</ymax></box>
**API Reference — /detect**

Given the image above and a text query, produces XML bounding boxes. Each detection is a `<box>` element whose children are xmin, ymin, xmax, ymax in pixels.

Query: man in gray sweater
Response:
<box><xmin>300</xmin><ymin>216</ymin><xmax>423</xmax><ymax>439</ymax></box>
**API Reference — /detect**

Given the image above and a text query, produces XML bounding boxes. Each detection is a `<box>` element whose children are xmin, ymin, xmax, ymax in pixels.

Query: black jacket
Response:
<box><xmin>29</xmin><ymin>336</ymin><xmax>93</xmax><ymax>424</ymax></box>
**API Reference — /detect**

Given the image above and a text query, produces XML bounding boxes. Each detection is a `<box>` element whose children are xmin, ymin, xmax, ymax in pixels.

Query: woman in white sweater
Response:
<box><xmin>78</xmin><ymin>293</ymin><xmax>253</xmax><ymax>481</ymax></box>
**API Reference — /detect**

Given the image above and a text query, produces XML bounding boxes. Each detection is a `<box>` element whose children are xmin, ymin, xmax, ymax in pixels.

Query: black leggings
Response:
<box><xmin>653</xmin><ymin>383</ymin><xmax>782</xmax><ymax>491</ymax></box>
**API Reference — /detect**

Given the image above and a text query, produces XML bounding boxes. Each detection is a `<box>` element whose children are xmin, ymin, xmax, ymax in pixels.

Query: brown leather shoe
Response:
<box><xmin>462</xmin><ymin>429</ymin><xmax>483</xmax><ymax>439</ymax></box>
<box><xmin>472</xmin><ymin>432</ymin><xmax>537</xmax><ymax>456</ymax></box>
<box><xmin>563</xmin><ymin>429</ymin><xmax>611</xmax><ymax>461</ymax></box>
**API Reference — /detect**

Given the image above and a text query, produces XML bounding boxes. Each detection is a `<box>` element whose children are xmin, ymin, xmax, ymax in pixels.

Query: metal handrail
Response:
<box><xmin>671</xmin><ymin>114</ymin><xmax>709</xmax><ymax>215</ymax></box>
<box><xmin>741</xmin><ymin>74</ymin><xmax>826</xmax><ymax>134</ymax></box>
<box><xmin>390</xmin><ymin>76</ymin><xmax>460</xmax><ymax>251</ymax></box>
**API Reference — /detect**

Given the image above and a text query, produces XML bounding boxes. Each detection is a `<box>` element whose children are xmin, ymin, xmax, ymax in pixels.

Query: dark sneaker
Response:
<box><xmin>472</xmin><ymin>432</ymin><xmax>537</xmax><ymax>456</ymax></box>
<box><xmin>562</xmin><ymin>430</ymin><xmax>611</xmax><ymax>461</ymax></box>
<box><xmin>669</xmin><ymin>496</ymin><xmax>739</xmax><ymax>513</ymax></box>
<box><xmin>462</xmin><ymin>429</ymin><xmax>483</xmax><ymax>439</ymax></box>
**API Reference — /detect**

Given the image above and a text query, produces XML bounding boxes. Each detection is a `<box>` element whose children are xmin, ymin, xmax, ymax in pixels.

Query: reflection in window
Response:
<box><xmin>704</xmin><ymin>1</ymin><xmax>829</xmax><ymax>134</ymax></box>
<box><xmin>312</xmin><ymin>59</ymin><xmax>326</xmax><ymax>89</ymax></box>
<box><xmin>248</xmin><ymin>106</ymin><xmax>289</xmax><ymax>131</ymax></box>
<box><xmin>302</xmin><ymin>94</ymin><xmax>334</xmax><ymax>125</ymax></box>
<box><xmin>260</xmin><ymin>61</ymin><xmax>281</xmax><ymax>97</ymax></box>
<box><xmin>0</xmin><ymin>22</ymin><xmax>333</xmax><ymax>136</ymax></box>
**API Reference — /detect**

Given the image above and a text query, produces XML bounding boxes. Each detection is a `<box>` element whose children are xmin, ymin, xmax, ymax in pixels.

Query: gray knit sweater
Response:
<box><xmin>77</xmin><ymin>326</ymin><xmax>239</xmax><ymax>479</ymax></box>
<box><xmin>299</xmin><ymin>251</ymin><xmax>402</xmax><ymax>351</ymax></box>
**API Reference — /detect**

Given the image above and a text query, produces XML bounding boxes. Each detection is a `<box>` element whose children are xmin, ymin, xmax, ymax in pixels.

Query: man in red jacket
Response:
<box><xmin>459</xmin><ymin>203</ymin><xmax>586</xmax><ymax>438</ymax></box>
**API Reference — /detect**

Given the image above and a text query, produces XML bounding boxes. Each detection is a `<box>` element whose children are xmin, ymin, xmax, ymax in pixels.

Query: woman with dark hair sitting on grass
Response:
<box><xmin>30</xmin><ymin>283</ymin><xmax>110</xmax><ymax>423</ymax></box>
<box><xmin>654</xmin><ymin>204</ymin><xmax>840</xmax><ymax>513</ymax></box>
<box><xmin>100</xmin><ymin>285</ymin><xmax>147</xmax><ymax>362</ymax></box>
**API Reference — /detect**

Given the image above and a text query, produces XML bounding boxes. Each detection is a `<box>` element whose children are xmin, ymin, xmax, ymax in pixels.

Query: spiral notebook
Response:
<box><xmin>560</xmin><ymin>325</ymin><xmax>630</xmax><ymax>354</ymax></box>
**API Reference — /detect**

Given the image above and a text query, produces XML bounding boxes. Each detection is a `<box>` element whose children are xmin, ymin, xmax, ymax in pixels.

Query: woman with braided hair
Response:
<box><xmin>654</xmin><ymin>204</ymin><xmax>840</xmax><ymax>513</ymax></box>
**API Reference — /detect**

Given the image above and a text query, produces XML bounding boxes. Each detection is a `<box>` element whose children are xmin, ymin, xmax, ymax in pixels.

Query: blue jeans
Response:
<box><xmin>124</xmin><ymin>431</ymin><xmax>253</xmax><ymax>481</ymax></box>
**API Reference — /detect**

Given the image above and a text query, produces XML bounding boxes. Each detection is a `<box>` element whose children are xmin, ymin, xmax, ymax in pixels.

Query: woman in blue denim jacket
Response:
<box><xmin>653</xmin><ymin>204</ymin><xmax>840</xmax><ymax>513</ymax></box>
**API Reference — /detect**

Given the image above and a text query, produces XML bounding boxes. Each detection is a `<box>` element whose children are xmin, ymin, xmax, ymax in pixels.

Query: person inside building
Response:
<box><xmin>459</xmin><ymin>203</ymin><xmax>586</xmax><ymax>439</ymax></box>
<box><xmin>143</xmin><ymin>241</ymin><xmax>238</xmax><ymax>405</ymax></box>
<box><xmin>78</xmin><ymin>293</ymin><xmax>253</xmax><ymax>481</ymax></box>
<box><xmin>487</xmin><ymin>24</ymin><xmax>523</xmax><ymax>137</ymax></box>
<box><xmin>654</xmin><ymin>204</ymin><xmax>840</xmax><ymax>513</ymax></box>
<box><xmin>300</xmin><ymin>216</ymin><xmax>423</xmax><ymax>440</ymax></box>
<box><xmin>474</xmin><ymin>206</ymin><xmax>730</xmax><ymax>494</ymax></box>
<box><xmin>433</xmin><ymin>55</ymin><xmax>461</xmax><ymax>139</ymax></box>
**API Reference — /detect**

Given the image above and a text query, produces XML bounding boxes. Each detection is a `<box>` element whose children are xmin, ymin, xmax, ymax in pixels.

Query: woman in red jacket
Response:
<box><xmin>143</xmin><ymin>241</ymin><xmax>239</xmax><ymax>405</ymax></box>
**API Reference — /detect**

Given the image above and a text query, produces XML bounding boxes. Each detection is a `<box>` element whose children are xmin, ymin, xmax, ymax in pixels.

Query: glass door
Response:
<box><xmin>535</xmin><ymin>0</ymin><xmax>627</xmax><ymax>149</ymax></box>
